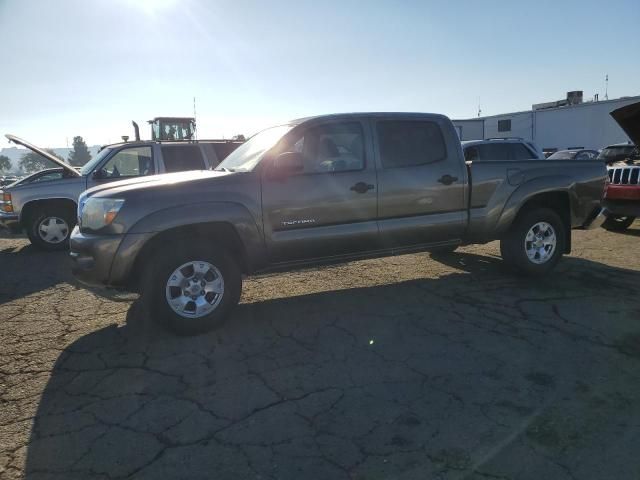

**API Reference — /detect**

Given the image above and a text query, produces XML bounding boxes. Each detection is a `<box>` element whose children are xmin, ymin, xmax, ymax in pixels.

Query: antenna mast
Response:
<box><xmin>193</xmin><ymin>96</ymin><xmax>198</xmax><ymax>140</ymax></box>
<box><xmin>605</xmin><ymin>74</ymin><xmax>609</xmax><ymax>100</ymax></box>
<box><xmin>477</xmin><ymin>97</ymin><xmax>482</xmax><ymax>118</ymax></box>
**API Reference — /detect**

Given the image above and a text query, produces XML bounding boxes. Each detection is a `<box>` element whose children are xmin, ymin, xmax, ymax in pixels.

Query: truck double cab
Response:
<box><xmin>0</xmin><ymin>135</ymin><xmax>241</xmax><ymax>250</ymax></box>
<box><xmin>70</xmin><ymin>112</ymin><xmax>606</xmax><ymax>335</ymax></box>
<box><xmin>601</xmin><ymin>101</ymin><xmax>640</xmax><ymax>231</ymax></box>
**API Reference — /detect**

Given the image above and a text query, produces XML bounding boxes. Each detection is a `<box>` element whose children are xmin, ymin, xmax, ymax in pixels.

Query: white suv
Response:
<box><xmin>462</xmin><ymin>138</ymin><xmax>544</xmax><ymax>161</ymax></box>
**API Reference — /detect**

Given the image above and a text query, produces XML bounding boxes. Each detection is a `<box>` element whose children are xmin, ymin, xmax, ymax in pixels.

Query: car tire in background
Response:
<box><xmin>140</xmin><ymin>242</ymin><xmax>242</xmax><ymax>336</ymax></box>
<box><xmin>26</xmin><ymin>208</ymin><xmax>75</xmax><ymax>251</ymax></box>
<box><xmin>500</xmin><ymin>207</ymin><xmax>565</xmax><ymax>276</ymax></box>
<box><xmin>602</xmin><ymin>215</ymin><xmax>635</xmax><ymax>232</ymax></box>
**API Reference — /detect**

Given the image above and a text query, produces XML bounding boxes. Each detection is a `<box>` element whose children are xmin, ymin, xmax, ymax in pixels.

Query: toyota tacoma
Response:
<box><xmin>70</xmin><ymin>113</ymin><xmax>606</xmax><ymax>335</ymax></box>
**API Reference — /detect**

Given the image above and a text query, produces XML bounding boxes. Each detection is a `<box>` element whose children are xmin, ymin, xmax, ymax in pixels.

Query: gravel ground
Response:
<box><xmin>1</xmin><ymin>224</ymin><xmax>640</xmax><ymax>480</ymax></box>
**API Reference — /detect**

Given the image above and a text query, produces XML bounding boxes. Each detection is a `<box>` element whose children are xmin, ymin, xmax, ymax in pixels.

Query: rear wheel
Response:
<box><xmin>140</xmin><ymin>242</ymin><xmax>242</xmax><ymax>336</ymax></box>
<box><xmin>26</xmin><ymin>208</ymin><xmax>75</xmax><ymax>251</ymax></box>
<box><xmin>500</xmin><ymin>208</ymin><xmax>565</xmax><ymax>276</ymax></box>
<box><xmin>602</xmin><ymin>215</ymin><xmax>635</xmax><ymax>231</ymax></box>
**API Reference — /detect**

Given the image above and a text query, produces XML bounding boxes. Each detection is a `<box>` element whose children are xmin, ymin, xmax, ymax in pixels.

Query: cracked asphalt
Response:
<box><xmin>1</xmin><ymin>224</ymin><xmax>640</xmax><ymax>480</ymax></box>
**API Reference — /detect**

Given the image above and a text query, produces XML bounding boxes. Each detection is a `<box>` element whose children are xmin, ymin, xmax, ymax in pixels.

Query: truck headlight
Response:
<box><xmin>80</xmin><ymin>198</ymin><xmax>125</xmax><ymax>230</ymax></box>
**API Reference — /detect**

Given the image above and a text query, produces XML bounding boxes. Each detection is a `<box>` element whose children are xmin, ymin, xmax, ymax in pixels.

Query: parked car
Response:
<box><xmin>0</xmin><ymin>135</ymin><xmax>242</xmax><ymax>250</ymax></box>
<box><xmin>0</xmin><ymin>175</ymin><xmax>19</xmax><ymax>187</ymax></box>
<box><xmin>547</xmin><ymin>149</ymin><xmax>599</xmax><ymax>160</ymax></box>
<box><xmin>602</xmin><ymin>101</ymin><xmax>640</xmax><ymax>231</ymax></box>
<box><xmin>70</xmin><ymin>112</ymin><xmax>606</xmax><ymax>335</ymax></box>
<box><xmin>461</xmin><ymin>138</ymin><xmax>543</xmax><ymax>161</ymax></box>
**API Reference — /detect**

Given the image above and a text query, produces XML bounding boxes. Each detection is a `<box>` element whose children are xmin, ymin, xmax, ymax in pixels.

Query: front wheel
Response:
<box><xmin>140</xmin><ymin>243</ymin><xmax>242</xmax><ymax>336</ymax></box>
<box><xmin>602</xmin><ymin>215</ymin><xmax>635</xmax><ymax>231</ymax></box>
<box><xmin>500</xmin><ymin>208</ymin><xmax>565</xmax><ymax>276</ymax></box>
<box><xmin>26</xmin><ymin>208</ymin><xmax>75</xmax><ymax>251</ymax></box>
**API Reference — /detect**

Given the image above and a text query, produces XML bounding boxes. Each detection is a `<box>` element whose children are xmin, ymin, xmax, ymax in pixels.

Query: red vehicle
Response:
<box><xmin>602</xmin><ymin>102</ymin><xmax>640</xmax><ymax>231</ymax></box>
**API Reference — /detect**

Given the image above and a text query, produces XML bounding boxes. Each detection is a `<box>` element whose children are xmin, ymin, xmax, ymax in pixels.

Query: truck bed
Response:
<box><xmin>465</xmin><ymin>159</ymin><xmax>606</xmax><ymax>241</ymax></box>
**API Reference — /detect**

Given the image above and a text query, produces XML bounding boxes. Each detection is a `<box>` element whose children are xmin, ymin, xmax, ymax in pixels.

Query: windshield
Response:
<box><xmin>547</xmin><ymin>151</ymin><xmax>577</xmax><ymax>160</ymax></box>
<box><xmin>79</xmin><ymin>147</ymin><xmax>114</xmax><ymax>175</ymax></box>
<box><xmin>215</xmin><ymin>125</ymin><xmax>293</xmax><ymax>172</ymax></box>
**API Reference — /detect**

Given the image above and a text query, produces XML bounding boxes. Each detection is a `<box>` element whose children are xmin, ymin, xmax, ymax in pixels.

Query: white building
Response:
<box><xmin>453</xmin><ymin>93</ymin><xmax>640</xmax><ymax>156</ymax></box>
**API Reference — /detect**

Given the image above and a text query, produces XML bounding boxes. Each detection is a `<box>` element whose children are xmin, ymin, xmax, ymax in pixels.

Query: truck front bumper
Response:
<box><xmin>70</xmin><ymin>227</ymin><xmax>124</xmax><ymax>288</ymax></box>
<box><xmin>0</xmin><ymin>211</ymin><xmax>21</xmax><ymax>234</ymax></box>
<box><xmin>70</xmin><ymin>226</ymin><xmax>153</xmax><ymax>290</ymax></box>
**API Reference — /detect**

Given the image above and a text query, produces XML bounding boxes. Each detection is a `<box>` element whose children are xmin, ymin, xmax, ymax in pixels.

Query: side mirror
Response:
<box><xmin>269</xmin><ymin>152</ymin><xmax>304</xmax><ymax>179</ymax></box>
<box><xmin>92</xmin><ymin>169</ymin><xmax>106</xmax><ymax>180</ymax></box>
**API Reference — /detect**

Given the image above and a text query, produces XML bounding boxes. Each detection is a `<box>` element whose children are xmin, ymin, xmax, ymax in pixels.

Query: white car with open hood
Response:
<box><xmin>0</xmin><ymin>134</ymin><xmax>241</xmax><ymax>250</ymax></box>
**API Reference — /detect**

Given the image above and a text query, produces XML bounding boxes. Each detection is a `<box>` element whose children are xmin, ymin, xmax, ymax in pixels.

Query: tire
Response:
<box><xmin>602</xmin><ymin>215</ymin><xmax>635</xmax><ymax>231</ymax></box>
<box><xmin>140</xmin><ymin>242</ymin><xmax>242</xmax><ymax>336</ymax></box>
<box><xmin>26</xmin><ymin>208</ymin><xmax>75</xmax><ymax>251</ymax></box>
<box><xmin>500</xmin><ymin>208</ymin><xmax>565</xmax><ymax>276</ymax></box>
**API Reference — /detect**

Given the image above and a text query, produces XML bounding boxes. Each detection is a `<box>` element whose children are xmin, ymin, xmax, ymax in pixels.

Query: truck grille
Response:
<box><xmin>608</xmin><ymin>167</ymin><xmax>640</xmax><ymax>185</ymax></box>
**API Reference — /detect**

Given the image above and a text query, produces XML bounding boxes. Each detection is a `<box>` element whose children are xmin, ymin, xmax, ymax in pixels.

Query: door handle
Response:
<box><xmin>437</xmin><ymin>174</ymin><xmax>458</xmax><ymax>186</ymax></box>
<box><xmin>350</xmin><ymin>182</ymin><xmax>374</xmax><ymax>194</ymax></box>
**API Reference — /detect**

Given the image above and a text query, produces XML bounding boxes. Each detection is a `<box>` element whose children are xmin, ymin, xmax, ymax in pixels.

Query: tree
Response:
<box><xmin>68</xmin><ymin>136</ymin><xmax>92</xmax><ymax>166</ymax></box>
<box><xmin>0</xmin><ymin>155</ymin><xmax>10</xmax><ymax>172</ymax></box>
<box><xmin>19</xmin><ymin>149</ymin><xmax>64</xmax><ymax>174</ymax></box>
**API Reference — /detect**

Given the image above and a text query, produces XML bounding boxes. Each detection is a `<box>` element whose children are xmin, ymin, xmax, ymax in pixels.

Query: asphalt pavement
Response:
<box><xmin>1</xmin><ymin>224</ymin><xmax>640</xmax><ymax>479</ymax></box>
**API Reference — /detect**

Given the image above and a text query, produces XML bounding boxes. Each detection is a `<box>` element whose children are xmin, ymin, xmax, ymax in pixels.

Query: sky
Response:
<box><xmin>1</xmin><ymin>0</ymin><xmax>639</xmax><ymax>147</ymax></box>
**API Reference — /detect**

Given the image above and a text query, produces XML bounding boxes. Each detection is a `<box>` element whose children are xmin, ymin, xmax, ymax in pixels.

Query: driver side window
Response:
<box><xmin>286</xmin><ymin>122</ymin><xmax>365</xmax><ymax>174</ymax></box>
<box><xmin>101</xmin><ymin>146</ymin><xmax>153</xmax><ymax>178</ymax></box>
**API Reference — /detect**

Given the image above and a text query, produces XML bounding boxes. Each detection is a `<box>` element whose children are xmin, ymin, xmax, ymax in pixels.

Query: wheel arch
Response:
<box><xmin>127</xmin><ymin>221</ymin><xmax>251</xmax><ymax>291</ymax></box>
<box><xmin>20</xmin><ymin>198</ymin><xmax>78</xmax><ymax>227</ymax></box>
<box><xmin>500</xmin><ymin>190</ymin><xmax>572</xmax><ymax>254</ymax></box>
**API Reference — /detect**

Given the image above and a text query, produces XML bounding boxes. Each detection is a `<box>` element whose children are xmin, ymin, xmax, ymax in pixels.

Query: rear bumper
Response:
<box><xmin>0</xmin><ymin>211</ymin><xmax>21</xmax><ymax>234</ymax></box>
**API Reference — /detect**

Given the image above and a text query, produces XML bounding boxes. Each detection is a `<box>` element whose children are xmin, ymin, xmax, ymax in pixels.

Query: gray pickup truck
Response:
<box><xmin>0</xmin><ymin>135</ymin><xmax>241</xmax><ymax>250</ymax></box>
<box><xmin>70</xmin><ymin>112</ymin><xmax>606</xmax><ymax>335</ymax></box>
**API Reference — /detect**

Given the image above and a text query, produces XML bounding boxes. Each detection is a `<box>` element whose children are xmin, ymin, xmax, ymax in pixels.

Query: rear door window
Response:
<box><xmin>161</xmin><ymin>146</ymin><xmax>206</xmax><ymax>173</ymax></box>
<box><xmin>377</xmin><ymin>121</ymin><xmax>447</xmax><ymax>168</ymax></box>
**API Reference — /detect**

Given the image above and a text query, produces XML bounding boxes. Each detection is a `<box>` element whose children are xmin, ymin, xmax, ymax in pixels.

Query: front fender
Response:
<box><xmin>127</xmin><ymin>201</ymin><xmax>266</xmax><ymax>270</ymax></box>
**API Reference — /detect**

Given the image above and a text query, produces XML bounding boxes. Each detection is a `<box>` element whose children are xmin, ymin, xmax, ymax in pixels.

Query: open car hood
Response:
<box><xmin>610</xmin><ymin>101</ymin><xmax>640</xmax><ymax>146</ymax></box>
<box><xmin>4</xmin><ymin>134</ymin><xmax>81</xmax><ymax>177</ymax></box>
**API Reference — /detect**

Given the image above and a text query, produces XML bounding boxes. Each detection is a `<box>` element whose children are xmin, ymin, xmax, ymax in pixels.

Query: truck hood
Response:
<box><xmin>610</xmin><ymin>101</ymin><xmax>640</xmax><ymax>145</ymax></box>
<box><xmin>85</xmin><ymin>170</ymin><xmax>234</xmax><ymax>197</ymax></box>
<box><xmin>5</xmin><ymin>134</ymin><xmax>81</xmax><ymax>177</ymax></box>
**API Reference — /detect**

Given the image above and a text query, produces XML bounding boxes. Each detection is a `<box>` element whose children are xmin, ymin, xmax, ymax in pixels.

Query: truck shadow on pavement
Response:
<box><xmin>0</xmin><ymin>242</ymin><xmax>71</xmax><ymax>305</ymax></box>
<box><xmin>21</xmin><ymin>252</ymin><xmax>640</xmax><ymax>479</ymax></box>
